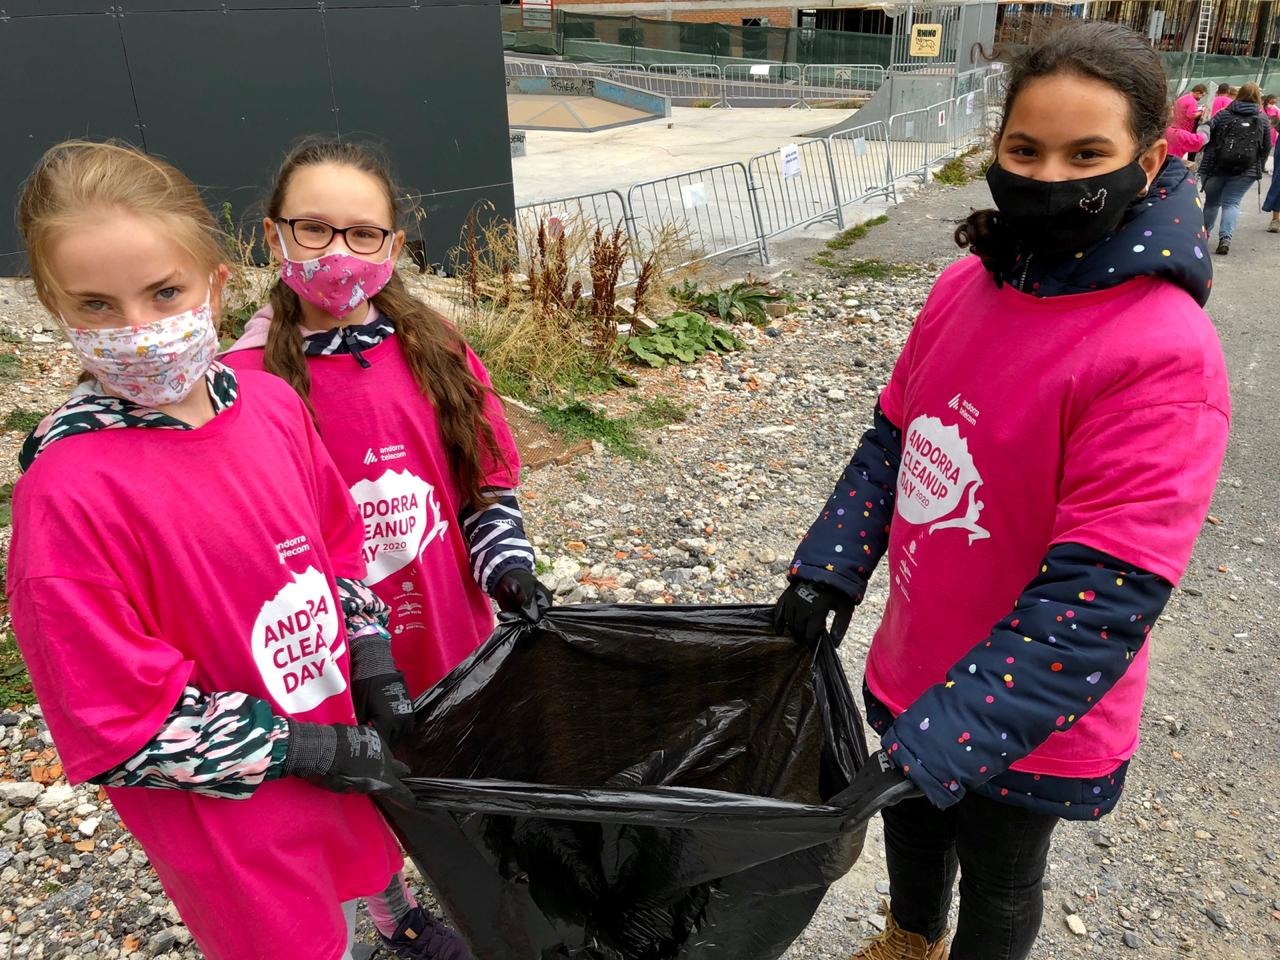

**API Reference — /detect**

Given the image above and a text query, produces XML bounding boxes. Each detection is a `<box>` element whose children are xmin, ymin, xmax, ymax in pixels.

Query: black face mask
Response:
<box><xmin>985</xmin><ymin>161</ymin><xmax>1150</xmax><ymax>256</ymax></box>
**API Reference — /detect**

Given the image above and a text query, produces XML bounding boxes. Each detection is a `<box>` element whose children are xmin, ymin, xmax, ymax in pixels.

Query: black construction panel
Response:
<box><xmin>327</xmin><ymin>2</ymin><xmax>513</xmax><ymax>268</ymax></box>
<box><xmin>0</xmin><ymin>14</ymin><xmax>142</xmax><ymax>272</ymax></box>
<box><xmin>4</xmin><ymin>2</ymin><xmax>114</xmax><ymax>16</ymax></box>
<box><xmin>121</xmin><ymin>8</ymin><xmax>337</xmax><ymax>224</ymax></box>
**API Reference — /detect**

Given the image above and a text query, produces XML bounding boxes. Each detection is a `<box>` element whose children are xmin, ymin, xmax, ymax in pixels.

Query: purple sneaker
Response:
<box><xmin>378</xmin><ymin>907</ymin><xmax>475</xmax><ymax>960</ymax></box>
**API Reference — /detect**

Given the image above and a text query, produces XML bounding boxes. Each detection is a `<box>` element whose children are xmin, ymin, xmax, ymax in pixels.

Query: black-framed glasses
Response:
<box><xmin>277</xmin><ymin>217</ymin><xmax>394</xmax><ymax>255</ymax></box>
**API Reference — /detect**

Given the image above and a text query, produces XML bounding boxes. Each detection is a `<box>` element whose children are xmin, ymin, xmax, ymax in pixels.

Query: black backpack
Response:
<box><xmin>1216</xmin><ymin>112</ymin><xmax>1262</xmax><ymax>174</ymax></box>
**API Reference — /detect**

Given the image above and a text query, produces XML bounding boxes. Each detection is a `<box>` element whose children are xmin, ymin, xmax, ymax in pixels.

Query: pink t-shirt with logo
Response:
<box><xmin>225</xmin><ymin>335</ymin><xmax>521</xmax><ymax>698</ymax></box>
<box><xmin>1211</xmin><ymin>95</ymin><xmax>1233</xmax><ymax>117</ymax></box>
<box><xmin>7</xmin><ymin>371</ymin><xmax>402</xmax><ymax>960</ymax></box>
<box><xmin>868</xmin><ymin>256</ymin><xmax>1229</xmax><ymax>778</ymax></box>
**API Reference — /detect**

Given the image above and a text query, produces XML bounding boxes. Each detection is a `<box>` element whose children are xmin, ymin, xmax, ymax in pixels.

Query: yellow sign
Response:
<box><xmin>909</xmin><ymin>23</ymin><xmax>943</xmax><ymax>58</ymax></box>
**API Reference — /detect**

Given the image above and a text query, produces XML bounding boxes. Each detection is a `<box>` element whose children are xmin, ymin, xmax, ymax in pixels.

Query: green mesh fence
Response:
<box><xmin>502</xmin><ymin>9</ymin><xmax>890</xmax><ymax>67</ymax></box>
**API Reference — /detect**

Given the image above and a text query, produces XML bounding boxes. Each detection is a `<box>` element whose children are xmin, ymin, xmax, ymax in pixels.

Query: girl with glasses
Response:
<box><xmin>223</xmin><ymin>139</ymin><xmax>543</xmax><ymax>958</ymax></box>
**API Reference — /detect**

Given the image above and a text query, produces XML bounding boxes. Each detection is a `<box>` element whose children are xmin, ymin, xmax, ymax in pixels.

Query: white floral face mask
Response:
<box><xmin>63</xmin><ymin>294</ymin><xmax>217</xmax><ymax>407</ymax></box>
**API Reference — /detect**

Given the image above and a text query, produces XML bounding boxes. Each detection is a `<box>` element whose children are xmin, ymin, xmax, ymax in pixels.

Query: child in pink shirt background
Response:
<box><xmin>8</xmin><ymin>141</ymin><xmax>413</xmax><ymax>960</ymax></box>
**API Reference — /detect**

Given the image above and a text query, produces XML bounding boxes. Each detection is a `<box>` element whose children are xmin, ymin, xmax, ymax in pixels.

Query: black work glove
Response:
<box><xmin>839</xmin><ymin>749</ymin><xmax>924</xmax><ymax>828</ymax></box>
<box><xmin>493</xmin><ymin>567</ymin><xmax>554</xmax><ymax>623</ymax></box>
<box><xmin>773</xmin><ymin>578</ymin><xmax>856</xmax><ymax>647</ymax></box>
<box><xmin>352</xmin><ymin>671</ymin><xmax>414</xmax><ymax>747</ymax></box>
<box><xmin>283</xmin><ymin>721</ymin><xmax>412</xmax><ymax>806</ymax></box>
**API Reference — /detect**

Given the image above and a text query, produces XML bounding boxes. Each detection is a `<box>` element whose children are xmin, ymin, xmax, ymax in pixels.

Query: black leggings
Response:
<box><xmin>881</xmin><ymin>792</ymin><xmax>1059</xmax><ymax>960</ymax></box>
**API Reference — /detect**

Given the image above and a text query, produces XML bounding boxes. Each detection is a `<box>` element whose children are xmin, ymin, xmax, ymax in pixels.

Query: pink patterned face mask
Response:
<box><xmin>63</xmin><ymin>294</ymin><xmax>217</xmax><ymax>407</ymax></box>
<box><xmin>277</xmin><ymin>226</ymin><xmax>396</xmax><ymax>319</ymax></box>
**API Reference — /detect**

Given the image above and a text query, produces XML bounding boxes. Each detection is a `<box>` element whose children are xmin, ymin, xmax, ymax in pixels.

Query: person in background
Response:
<box><xmin>775</xmin><ymin>22</ymin><xmax>1228</xmax><ymax>960</ymax></box>
<box><xmin>1211</xmin><ymin>82</ymin><xmax>1234</xmax><ymax>117</ymax></box>
<box><xmin>1165</xmin><ymin>119</ymin><xmax>1208</xmax><ymax>161</ymax></box>
<box><xmin>1199</xmin><ymin>81</ymin><xmax>1271</xmax><ymax>254</ymax></box>
<box><xmin>1173</xmin><ymin>83</ymin><xmax>1207</xmax><ymax>132</ymax></box>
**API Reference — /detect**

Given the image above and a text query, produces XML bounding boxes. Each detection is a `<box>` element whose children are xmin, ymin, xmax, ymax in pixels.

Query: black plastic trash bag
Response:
<box><xmin>385</xmin><ymin>604</ymin><xmax>876</xmax><ymax>960</ymax></box>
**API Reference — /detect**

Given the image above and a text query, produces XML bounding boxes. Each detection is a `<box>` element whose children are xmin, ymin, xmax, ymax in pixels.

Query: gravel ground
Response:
<box><xmin>1</xmin><ymin>173</ymin><xmax>1278</xmax><ymax>958</ymax></box>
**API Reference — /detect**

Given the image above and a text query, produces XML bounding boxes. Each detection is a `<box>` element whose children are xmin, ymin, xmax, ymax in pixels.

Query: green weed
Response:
<box><xmin>0</xmin><ymin>630</ymin><xmax>34</xmax><ymax>709</ymax></box>
<box><xmin>826</xmin><ymin>214</ymin><xmax>889</xmax><ymax>251</ymax></box>
<box><xmin>0</xmin><ymin>354</ymin><xmax>23</xmax><ymax>382</ymax></box>
<box><xmin>933</xmin><ymin>147</ymin><xmax>986</xmax><ymax>187</ymax></box>
<box><xmin>539</xmin><ymin>402</ymin><xmax>645</xmax><ymax>459</ymax></box>
<box><xmin>3</xmin><ymin>408</ymin><xmax>44</xmax><ymax>434</ymax></box>
<box><xmin>626</xmin><ymin>311</ymin><xmax>742</xmax><ymax>367</ymax></box>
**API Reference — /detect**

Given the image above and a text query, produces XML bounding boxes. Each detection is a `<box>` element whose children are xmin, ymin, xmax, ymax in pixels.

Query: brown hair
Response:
<box><xmin>1192</xmin><ymin>84</ymin><xmax>1208</xmax><ymax>96</ymax></box>
<box><xmin>264</xmin><ymin>139</ymin><xmax>502</xmax><ymax>507</ymax></box>
<box><xmin>1236</xmin><ymin>82</ymin><xmax>1263</xmax><ymax>106</ymax></box>
<box><xmin>956</xmin><ymin>21</ymin><xmax>1170</xmax><ymax>269</ymax></box>
<box><xmin>17</xmin><ymin>139</ymin><xmax>224</xmax><ymax>316</ymax></box>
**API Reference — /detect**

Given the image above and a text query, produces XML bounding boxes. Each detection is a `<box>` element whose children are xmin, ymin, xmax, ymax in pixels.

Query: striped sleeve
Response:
<box><xmin>460</xmin><ymin>489</ymin><xmax>536</xmax><ymax>595</ymax></box>
<box><xmin>90</xmin><ymin>687</ymin><xmax>291</xmax><ymax>798</ymax></box>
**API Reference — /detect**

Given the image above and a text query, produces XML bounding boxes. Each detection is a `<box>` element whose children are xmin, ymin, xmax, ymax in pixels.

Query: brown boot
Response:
<box><xmin>849</xmin><ymin>900</ymin><xmax>949</xmax><ymax>960</ymax></box>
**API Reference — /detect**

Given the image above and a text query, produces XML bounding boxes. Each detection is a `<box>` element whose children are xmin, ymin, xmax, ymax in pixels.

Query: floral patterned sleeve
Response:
<box><xmin>90</xmin><ymin>687</ymin><xmax>290</xmax><ymax>798</ymax></box>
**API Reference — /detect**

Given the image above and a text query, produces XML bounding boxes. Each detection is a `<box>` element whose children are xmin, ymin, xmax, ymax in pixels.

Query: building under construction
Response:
<box><xmin>997</xmin><ymin>3</ymin><xmax>1277</xmax><ymax>56</ymax></box>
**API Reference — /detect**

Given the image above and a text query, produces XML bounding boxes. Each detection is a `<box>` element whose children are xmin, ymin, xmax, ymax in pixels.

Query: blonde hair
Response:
<box><xmin>1237</xmin><ymin>82</ymin><xmax>1263</xmax><ymax>106</ymax></box>
<box><xmin>17</xmin><ymin>139</ymin><xmax>224</xmax><ymax>314</ymax></box>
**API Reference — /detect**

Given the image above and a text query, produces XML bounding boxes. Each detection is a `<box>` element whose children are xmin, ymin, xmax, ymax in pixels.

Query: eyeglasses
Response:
<box><xmin>276</xmin><ymin>217</ymin><xmax>394</xmax><ymax>256</ymax></box>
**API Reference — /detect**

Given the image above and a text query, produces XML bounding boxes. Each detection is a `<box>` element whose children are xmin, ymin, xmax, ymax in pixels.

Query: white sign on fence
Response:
<box><xmin>749</xmin><ymin>64</ymin><xmax>771</xmax><ymax>77</ymax></box>
<box><xmin>905</xmin><ymin>120</ymin><xmax>915</xmax><ymax>138</ymax></box>
<box><xmin>937</xmin><ymin>109</ymin><xmax>947</xmax><ymax>128</ymax></box>
<box><xmin>780</xmin><ymin>144</ymin><xmax>802</xmax><ymax>180</ymax></box>
<box><xmin>966</xmin><ymin>93</ymin><xmax>976</xmax><ymax>115</ymax></box>
<box><xmin>852</xmin><ymin>137</ymin><xmax>868</xmax><ymax>157</ymax></box>
<box><xmin>681</xmin><ymin>183</ymin><xmax>708</xmax><ymax>209</ymax></box>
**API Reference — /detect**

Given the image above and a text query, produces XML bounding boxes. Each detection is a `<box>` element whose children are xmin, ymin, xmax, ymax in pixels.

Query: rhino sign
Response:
<box><xmin>897</xmin><ymin>415</ymin><xmax>990</xmax><ymax>545</ymax></box>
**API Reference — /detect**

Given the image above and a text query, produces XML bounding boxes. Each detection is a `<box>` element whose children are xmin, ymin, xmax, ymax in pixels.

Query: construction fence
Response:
<box><xmin>502</xmin><ymin>9</ymin><xmax>892</xmax><ymax>68</ymax></box>
<box><xmin>512</xmin><ymin>70</ymin><xmax>1003</xmax><ymax>275</ymax></box>
<box><xmin>505</xmin><ymin>58</ymin><xmax>887</xmax><ymax>105</ymax></box>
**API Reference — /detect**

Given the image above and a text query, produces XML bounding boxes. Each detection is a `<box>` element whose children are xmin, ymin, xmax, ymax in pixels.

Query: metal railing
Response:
<box><xmin>628</xmin><ymin>162</ymin><xmax>766</xmax><ymax>269</ymax></box>
<box><xmin>514</xmin><ymin>189</ymin><xmax>638</xmax><ymax>274</ymax></box>
<box><xmin>507</xmin><ymin>57</ymin><xmax>890</xmax><ymax>108</ymax></box>
<box><xmin>511</xmin><ymin>64</ymin><xmax>1005</xmax><ymax>271</ymax></box>
<box><xmin>829</xmin><ymin>121</ymin><xmax>898</xmax><ymax>211</ymax></box>
<box><xmin>802</xmin><ymin>64</ymin><xmax>889</xmax><ymax>101</ymax></box>
<box><xmin>721</xmin><ymin>63</ymin><xmax>805</xmax><ymax>108</ymax></box>
<box><xmin>748</xmin><ymin>139</ymin><xmax>843</xmax><ymax>257</ymax></box>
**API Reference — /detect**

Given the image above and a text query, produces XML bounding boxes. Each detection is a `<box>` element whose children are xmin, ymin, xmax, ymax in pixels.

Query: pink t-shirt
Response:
<box><xmin>225</xmin><ymin>332</ymin><xmax>521</xmax><ymax>698</ymax></box>
<box><xmin>1211</xmin><ymin>95</ymin><xmax>1233</xmax><ymax>117</ymax></box>
<box><xmin>1165</xmin><ymin>125</ymin><xmax>1209</xmax><ymax>159</ymax></box>
<box><xmin>1173</xmin><ymin>93</ymin><xmax>1202</xmax><ymax>132</ymax></box>
<box><xmin>867</xmin><ymin>257</ymin><xmax>1229</xmax><ymax>778</ymax></box>
<box><xmin>1266</xmin><ymin>104</ymin><xmax>1279</xmax><ymax>146</ymax></box>
<box><xmin>7</xmin><ymin>371</ymin><xmax>402</xmax><ymax>960</ymax></box>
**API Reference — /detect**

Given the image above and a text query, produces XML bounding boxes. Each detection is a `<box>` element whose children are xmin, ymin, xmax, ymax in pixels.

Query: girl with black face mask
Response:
<box><xmin>774</xmin><ymin>21</ymin><xmax>1230</xmax><ymax>960</ymax></box>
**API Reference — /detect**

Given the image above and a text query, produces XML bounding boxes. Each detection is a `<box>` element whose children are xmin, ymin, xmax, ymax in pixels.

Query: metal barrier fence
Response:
<box><xmin>721</xmin><ymin>62</ymin><xmax>805</xmax><ymax>107</ymax></box>
<box><xmin>512</xmin><ymin>66</ymin><xmax>1005</xmax><ymax>271</ymax></box>
<box><xmin>628</xmin><ymin>162</ymin><xmax>765</xmax><ymax>269</ymax></box>
<box><xmin>829</xmin><ymin>121</ymin><xmax>898</xmax><ymax>212</ymax></box>
<box><xmin>644</xmin><ymin>63</ymin><xmax>724</xmax><ymax>103</ymax></box>
<box><xmin>506</xmin><ymin>58</ymin><xmax>889</xmax><ymax>107</ymax></box>
<box><xmin>802</xmin><ymin>64</ymin><xmax>888</xmax><ymax>101</ymax></box>
<box><xmin>514</xmin><ymin>189</ymin><xmax>638</xmax><ymax>275</ymax></box>
<box><xmin>886</xmin><ymin>99</ymin><xmax>955</xmax><ymax>183</ymax></box>
<box><xmin>748</xmin><ymin>138</ymin><xmax>842</xmax><ymax>259</ymax></box>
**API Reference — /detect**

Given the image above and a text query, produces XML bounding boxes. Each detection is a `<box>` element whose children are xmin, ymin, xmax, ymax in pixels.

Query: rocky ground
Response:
<box><xmin>1</xmin><ymin>173</ymin><xmax>1278</xmax><ymax>958</ymax></box>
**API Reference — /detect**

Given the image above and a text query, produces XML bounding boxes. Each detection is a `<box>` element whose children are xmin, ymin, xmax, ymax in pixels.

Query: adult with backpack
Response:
<box><xmin>1199</xmin><ymin>81</ymin><xmax>1271</xmax><ymax>255</ymax></box>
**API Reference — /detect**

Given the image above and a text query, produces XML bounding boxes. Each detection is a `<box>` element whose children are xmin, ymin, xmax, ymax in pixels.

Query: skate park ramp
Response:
<box><xmin>507</xmin><ymin>75</ymin><xmax>669</xmax><ymax>132</ymax></box>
